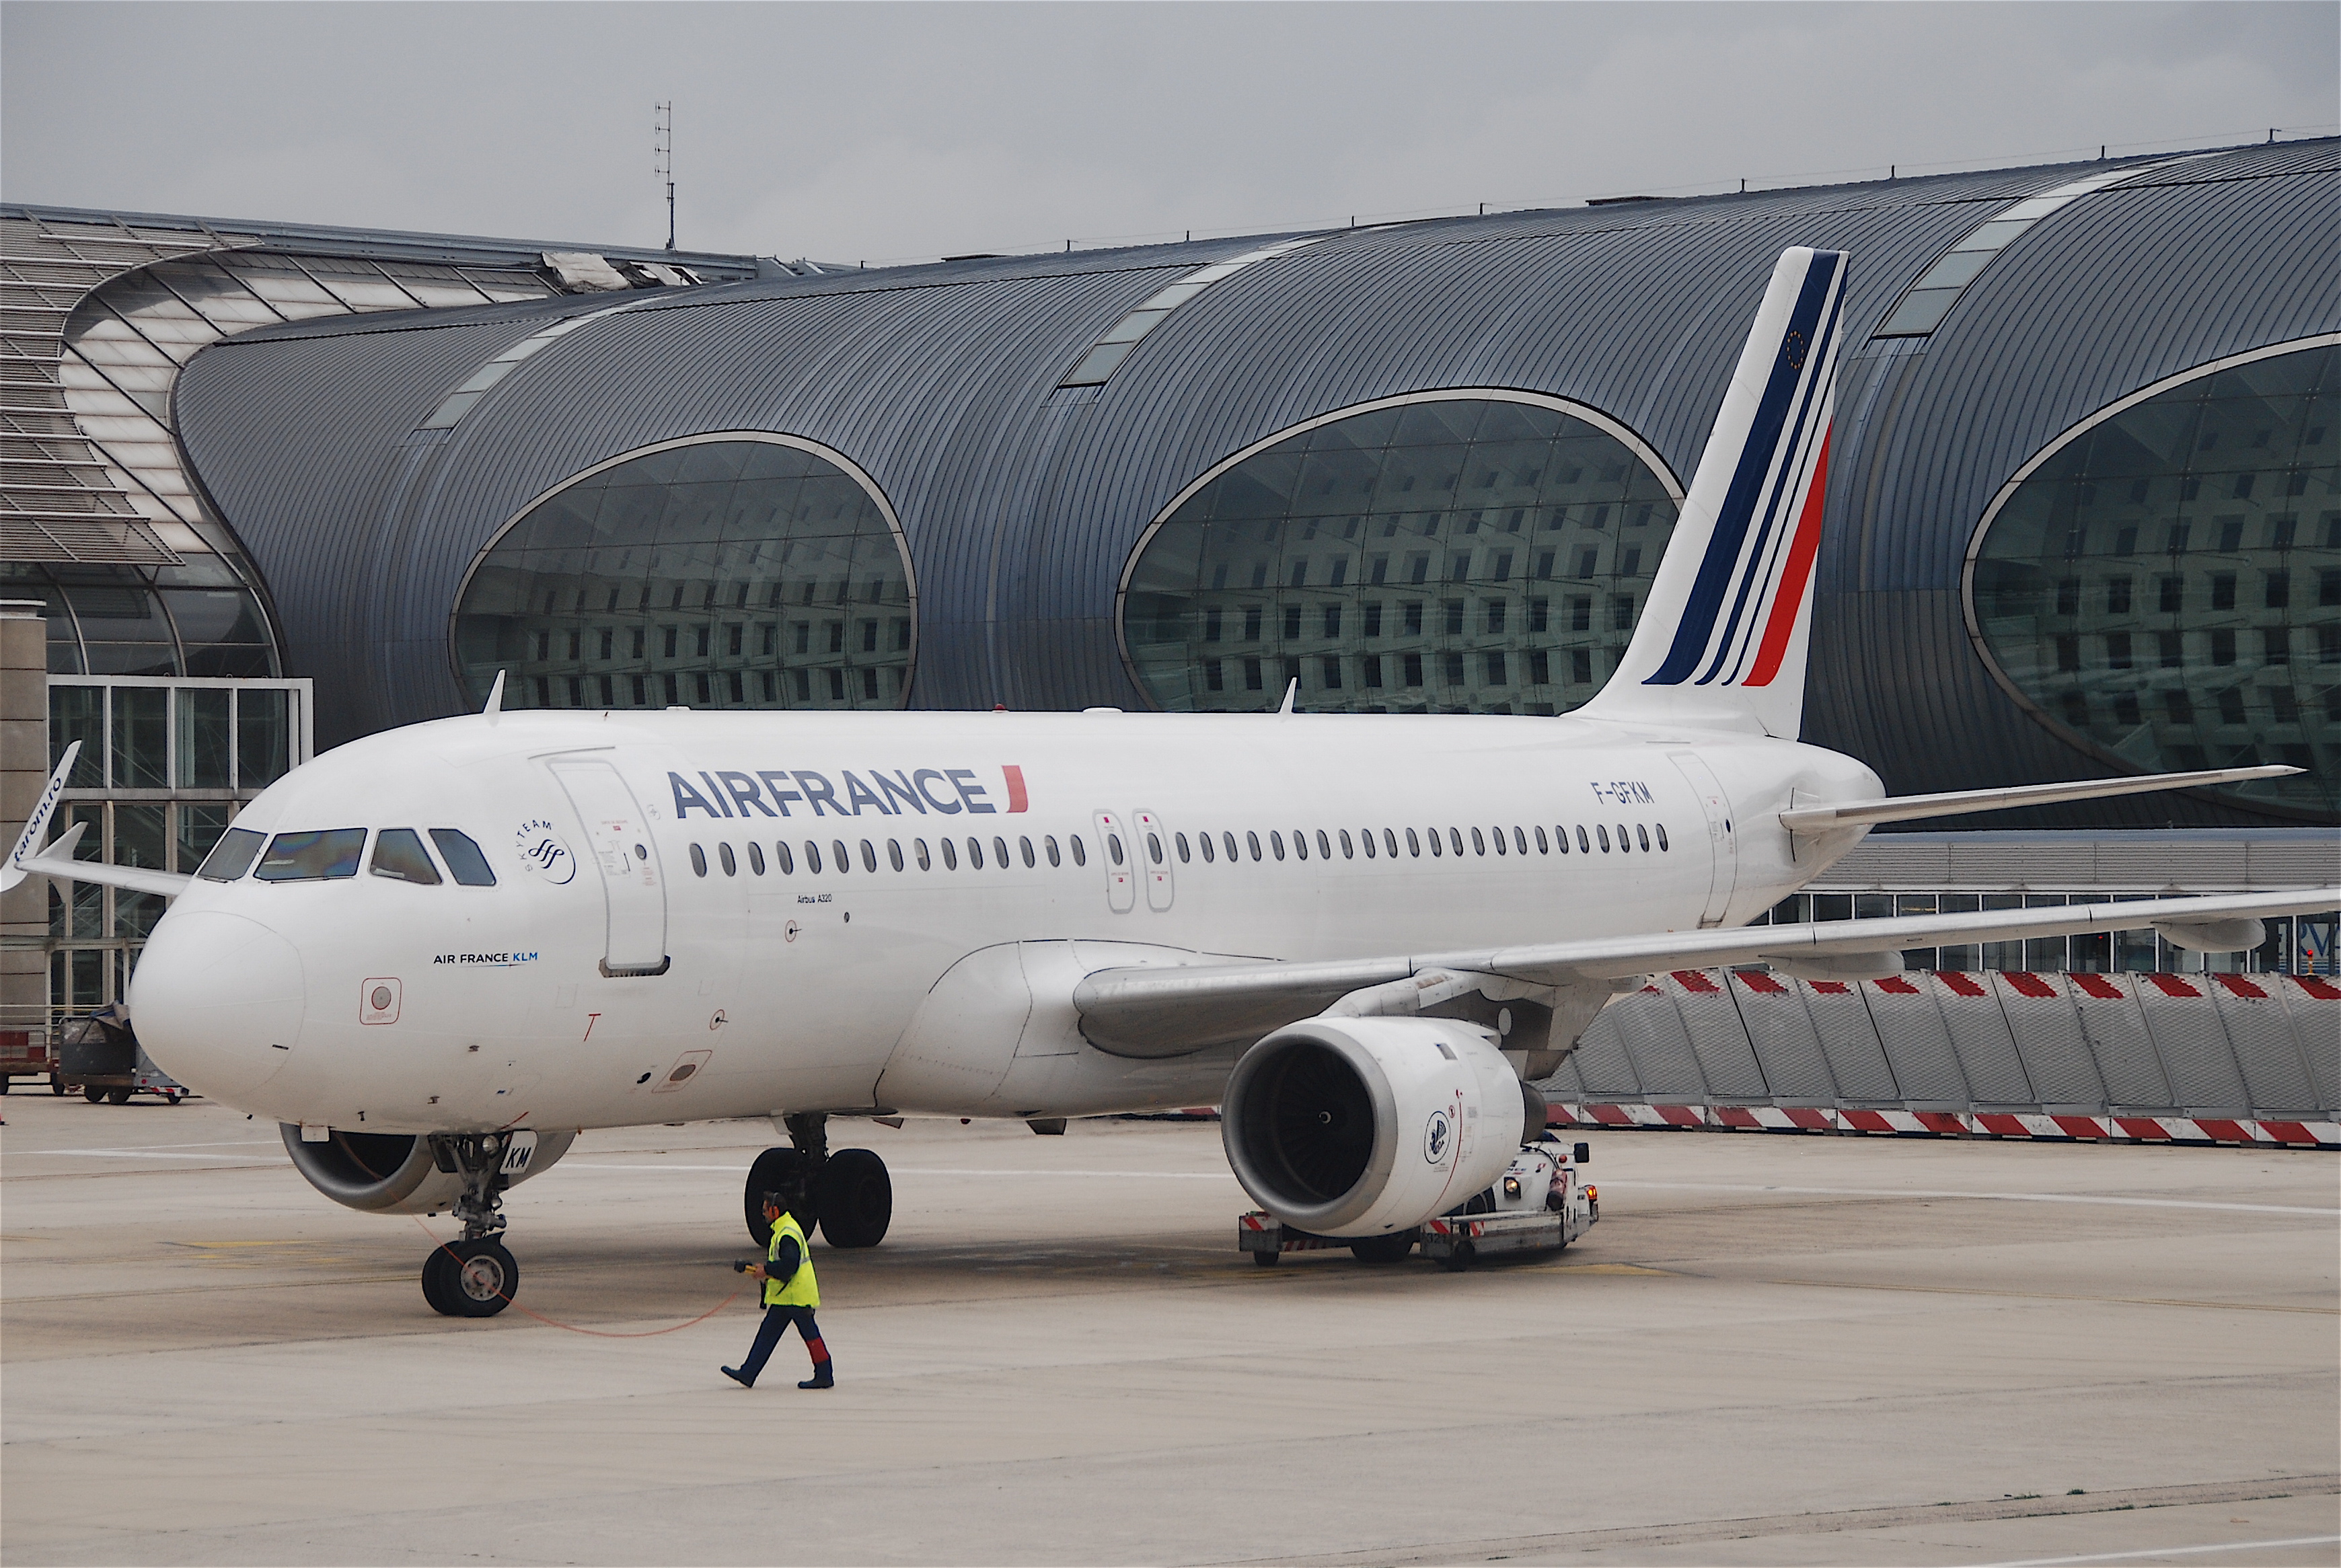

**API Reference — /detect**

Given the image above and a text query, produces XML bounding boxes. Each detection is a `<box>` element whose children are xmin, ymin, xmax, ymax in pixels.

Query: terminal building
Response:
<box><xmin>4</xmin><ymin>141</ymin><xmax>2337</xmax><ymax>1055</ymax></box>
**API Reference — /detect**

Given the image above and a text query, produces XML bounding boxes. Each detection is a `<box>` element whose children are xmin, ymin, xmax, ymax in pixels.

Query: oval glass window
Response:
<box><xmin>1967</xmin><ymin>342</ymin><xmax>2337</xmax><ymax>818</ymax></box>
<box><xmin>1119</xmin><ymin>393</ymin><xmax>1680</xmax><ymax>715</ymax></box>
<box><xmin>453</xmin><ymin>435</ymin><xmax>914</xmax><ymax>712</ymax></box>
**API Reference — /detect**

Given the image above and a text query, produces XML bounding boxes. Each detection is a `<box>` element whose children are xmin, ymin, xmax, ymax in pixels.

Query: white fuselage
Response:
<box><xmin>130</xmin><ymin>707</ymin><xmax>1880</xmax><ymax>1135</ymax></box>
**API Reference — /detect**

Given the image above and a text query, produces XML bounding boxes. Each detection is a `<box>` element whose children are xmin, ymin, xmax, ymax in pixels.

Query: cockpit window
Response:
<box><xmin>254</xmin><ymin>829</ymin><xmax>367</xmax><ymax>882</ymax></box>
<box><xmin>429</xmin><ymin>829</ymin><xmax>498</xmax><ymax>887</ymax></box>
<box><xmin>196</xmin><ymin>827</ymin><xmax>266</xmax><ymax>883</ymax></box>
<box><xmin>369</xmin><ymin>829</ymin><xmax>443</xmax><ymax>885</ymax></box>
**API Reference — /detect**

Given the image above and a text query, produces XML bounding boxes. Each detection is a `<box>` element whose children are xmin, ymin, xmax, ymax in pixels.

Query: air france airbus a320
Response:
<box><xmin>12</xmin><ymin>249</ymin><xmax>2331</xmax><ymax>1315</ymax></box>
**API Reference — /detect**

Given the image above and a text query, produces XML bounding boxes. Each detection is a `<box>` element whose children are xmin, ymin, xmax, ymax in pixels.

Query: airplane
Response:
<box><xmin>8</xmin><ymin>247</ymin><xmax>2331</xmax><ymax>1316</ymax></box>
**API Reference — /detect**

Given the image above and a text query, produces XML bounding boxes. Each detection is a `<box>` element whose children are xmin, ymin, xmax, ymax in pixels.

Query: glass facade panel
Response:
<box><xmin>1970</xmin><ymin>343</ymin><xmax>2338</xmax><ymax>817</ymax></box>
<box><xmin>1123</xmin><ymin>394</ymin><xmax>1680</xmax><ymax>714</ymax></box>
<box><xmin>453</xmin><ymin>437</ymin><xmax>912</xmax><ymax>711</ymax></box>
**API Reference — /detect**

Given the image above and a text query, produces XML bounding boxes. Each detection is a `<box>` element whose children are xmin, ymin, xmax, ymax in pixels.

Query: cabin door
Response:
<box><xmin>1667</xmin><ymin>751</ymin><xmax>1737</xmax><ymax>929</ymax></box>
<box><xmin>548</xmin><ymin>757</ymin><xmax>671</xmax><ymax>975</ymax></box>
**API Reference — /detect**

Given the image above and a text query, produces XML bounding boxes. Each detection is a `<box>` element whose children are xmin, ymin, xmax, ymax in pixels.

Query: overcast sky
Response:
<box><xmin>4</xmin><ymin>3</ymin><xmax>2334</xmax><ymax>265</ymax></box>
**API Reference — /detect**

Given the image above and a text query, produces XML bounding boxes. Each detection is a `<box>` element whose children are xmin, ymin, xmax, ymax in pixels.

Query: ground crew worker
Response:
<box><xmin>722</xmin><ymin>1192</ymin><xmax>834</xmax><ymax>1389</ymax></box>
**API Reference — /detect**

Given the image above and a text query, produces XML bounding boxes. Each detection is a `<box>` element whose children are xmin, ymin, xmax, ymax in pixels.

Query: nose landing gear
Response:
<box><xmin>745</xmin><ymin>1113</ymin><xmax>893</xmax><ymax>1250</ymax></box>
<box><xmin>420</xmin><ymin>1133</ymin><xmax>521</xmax><ymax>1318</ymax></box>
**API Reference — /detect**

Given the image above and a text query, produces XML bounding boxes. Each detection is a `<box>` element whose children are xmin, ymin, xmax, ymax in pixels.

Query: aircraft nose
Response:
<box><xmin>129</xmin><ymin>911</ymin><xmax>306</xmax><ymax>1106</ymax></box>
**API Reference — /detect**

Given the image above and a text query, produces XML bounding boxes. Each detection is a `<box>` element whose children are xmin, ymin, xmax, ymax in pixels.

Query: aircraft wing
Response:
<box><xmin>1071</xmin><ymin>887</ymin><xmax>2339</xmax><ymax>1056</ymax></box>
<box><xmin>2</xmin><ymin>743</ymin><xmax>193</xmax><ymax>898</ymax></box>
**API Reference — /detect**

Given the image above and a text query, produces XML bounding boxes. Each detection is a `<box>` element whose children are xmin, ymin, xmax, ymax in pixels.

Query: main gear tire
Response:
<box><xmin>818</xmin><ymin>1148</ymin><xmax>892</xmax><ymax>1248</ymax></box>
<box><xmin>1349</xmin><ymin>1231</ymin><xmax>1417</xmax><ymax>1265</ymax></box>
<box><xmin>423</xmin><ymin>1238</ymin><xmax>517</xmax><ymax>1318</ymax></box>
<box><xmin>744</xmin><ymin>1147</ymin><xmax>820</xmax><ymax>1246</ymax></box>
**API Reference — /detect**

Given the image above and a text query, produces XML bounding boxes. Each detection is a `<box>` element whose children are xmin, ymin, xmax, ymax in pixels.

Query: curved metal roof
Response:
<box><xmin>174</xmin><ymin>141</ymin><xmax>2341</xmax><ymax>825</ymax></box>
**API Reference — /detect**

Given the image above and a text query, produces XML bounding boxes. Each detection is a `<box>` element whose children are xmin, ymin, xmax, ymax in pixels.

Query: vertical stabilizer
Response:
<box><xmin>1579</xmin><ymin>247</ymin><xmax>1848</xmax><ymax>737</ymax></box>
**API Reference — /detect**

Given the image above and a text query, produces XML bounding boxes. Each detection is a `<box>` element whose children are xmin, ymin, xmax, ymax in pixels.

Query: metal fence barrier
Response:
<box><xmin>1538</xmin><ymin>969</ymin><xmax>2340</xmax><ymax>1148</ymax></box>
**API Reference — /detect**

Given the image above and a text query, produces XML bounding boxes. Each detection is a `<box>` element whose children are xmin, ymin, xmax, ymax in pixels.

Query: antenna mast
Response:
<box><xmin>655</xmin><ymin>102</ymin><xmax>675</xmax><ymax>252</ymax></box>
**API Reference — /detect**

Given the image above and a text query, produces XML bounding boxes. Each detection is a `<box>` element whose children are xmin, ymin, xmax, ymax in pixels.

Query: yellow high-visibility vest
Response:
<box><xmin>764</xmin><ymin>1212</ymin><xmax>819</xmax><ymax>1308</ymax></box>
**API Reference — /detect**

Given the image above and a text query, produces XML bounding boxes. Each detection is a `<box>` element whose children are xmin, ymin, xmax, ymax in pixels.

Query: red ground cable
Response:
<box><xmin>413</xmin><ymin>1216</ymin><xmax>748</xmax><ymax>1337</ymax></box>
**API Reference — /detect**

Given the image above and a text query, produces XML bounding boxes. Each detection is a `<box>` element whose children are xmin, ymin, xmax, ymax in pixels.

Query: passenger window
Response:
<box><xmin>719</xmin><ymin>844</ymin><xmax>737</xmax><ymax>876</ymax></box>
<box><xmin>860</xmin><ymin>840</ymin><xmax>878</xmax><ymax>872</ymax></box>
<box><xmin>1449</xmin><ymin>827</ymin><xmax>1464</xmax><ymax>856</ymax></box>
<box><xmin>1637</xmin><ymin>824</ymin><xmax>1650</xmax><ymax>852</ymax></box>
<box><xmin>1656</xmin><ymin>823</ymin><xmax>1669</xmax><ymax>852</ymax></box>
<box><xmin>749</xmin><ymin>842</ymin><xmax>766</xmax><ymax>875</ymax></box>
<box><xmin>1144</xmin><ymin>832</ymin><xmax>1161</xmax><ymax>864</ymax></box>
<box><xmin>993</xmin><ymin>835</ymin><xmax>1009</xmax><ymax>868</ymax></box>
<box><xmin>1222</xmin><ymin>831</ymin><xmax>1239</xmax><ymax>862</ymax></box>
<box><xmin>1427</xmin><ymin>828</ymin><xmax>1442</xmax><ymax>858</ymax></box>
<box><xmin>835</xmin><ymin>839</ymin><xmax>853</xmax><ymax>873</ymax></box>
<box><xmin>255</xmin><ymin>828</ymin><xmax>368</xmax><ymax>882</ymax></box>
<box><xmin>1044</xmin><ymin>835</ymin><xmax>1060</xmax><ymax>867</ymax></box>
<box><xmin>1106</xmin><ymin>834</ymin><xmax>1123</xmax><ymax>866</ymax></box>
<box><xmin>1355</xmin><ymin>829</ymin><xmax>1372</xmax><ymax>860</ymax></box>
<box><xmin>916</xmin><ymin>838</ymin><xmax>932</xmax><ymax>870</ymax></box>
<box><xmin>1514</xmin><ymin>827</ymin><xmax>1528</xmax><ymax>855</ymax></box>
<box><xmin>1338</xmin><ymin>829</ymin><xmax>1353</xmax><ymax>859</ymax></box>
<box><xmin>431</xmin><ymin>829</ymin><xmax>498</xmax><ymax>886</ymax></box>
<box><xmin>1020</xmin><ymin>836</ymin><xmax>1036</xmax><ymax>868</ymax></box>
<box><xmin>196</xmin><ymin>827</ymin><xmax>266</xmax><ymax>882</ymax></box>
<box><xmin>1198</xmin><ymin>832</ymin><xmax>1215</xmax><ymax>864</ymax></box>
<box><xmin>1286</xmin><ymin>831</ymin><xmax>1302</xmax><ymax>861</ymax></box>
<box><xmin>805</xmin><ymin>842</ymin><xmax>824</xmax><ymax>874</ymax></box>
<box><xmin>1316</xmin><ymin>829</ymin><xmax>1333</xmax><ymax>859</ymax></box>
<box><xmin>776</xmin><ymin>841</ymin><xmax>795</xmax><ymax>874</ymax></box>
<box><xmin>1405</xmin><ymin>828</ymin><xmax>1420</xmax><ymax>857</ymax></box>
<box><xmin>1617</xmin><ymin>822</ymin><xmax>1630</xmax><ymax>852</ymax></box>
<box><xmin>1535</xmin><ymin>826</ymin><xmax>1549</xmax><ymax>854</ymax></box>
<box><xmin>1598</xmin><ymin>825</ymin><xmax>1611</xmax><ymax>852</ymax></box>
<box><xmin>1382</xmin><ymin>828</ymin><xmax>1398</xmax><ymax>858</ymax></box>
<box><xmin>1071</xmin><ymin>835</ymin><xmax>1087</xmax><ymax>866</ymax></box>
<box><xmin>1575</xmin><ymin>825</ymin><xmax>1590</xmax><ymax>854</ymax></box>
<box><xmin>369</xmin><ymin>828</ymin><xmax>441</xmax><ymax>885</ymax></box>
<box><xmin>1247</xmin><ymin>831</ymin><xmax>1262</xmax><ymax>862</ymax></box>
<box><xmin>1473</xmin><ymin>827</ymin><xmax>1487</xmax><ymax>856</ymax></box>
<box><xmin>941</xmin><ymin>837</ymin><xmax>957</xmax><ymax>870</ymax></box>
<box><xmin>967</xmin><ymin>836</ymin><xmax>985</xmax><ymax>869</ymax></box>
<box><xmin>689</xmin><ymin>844</ymin><xmax>708</xmax><ymax>877</ymax></box>
<box><xmin>1174</xmin><ymin>832</ymin><xmax>1190</xmax><ymax>864</ymax></box>
<box><xmin>889</xmin><ymin>840</ymin><xmax>905</xmax><ymax>872</ymax></box>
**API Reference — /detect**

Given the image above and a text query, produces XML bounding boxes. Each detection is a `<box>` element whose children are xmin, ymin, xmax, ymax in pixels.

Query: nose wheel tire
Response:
<box><xmin>422</xmin><ymin>1238</ymin><xmax>519</xmax><ymax>1318</ymax></box>
<box><xmin>818</xmin><ymin>1149</ymin><xmax>892</xmax><ymax>1248</ymax></box>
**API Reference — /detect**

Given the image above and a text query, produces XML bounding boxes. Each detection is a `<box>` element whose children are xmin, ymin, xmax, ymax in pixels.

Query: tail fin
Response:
<box><xmin>1580</xmin><ymin>247</ymin><xmax>1849</xmax><ymax>737</ymax></box>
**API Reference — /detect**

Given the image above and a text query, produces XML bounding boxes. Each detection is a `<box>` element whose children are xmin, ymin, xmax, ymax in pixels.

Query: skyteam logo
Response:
<box><xmin>513</xmin><ymin>819</ymin><xmax>577</xmax><ymax>885</ymax></box>
<box><xmin>1646</xmin><ymin>248</ymin><xmax>1848</xmax><ymax>691</ymax></box>
<box><xmin>1423</xmin><ymin>1109</ymin><xmax>1453</xmax><ymax>1165</ymax></box>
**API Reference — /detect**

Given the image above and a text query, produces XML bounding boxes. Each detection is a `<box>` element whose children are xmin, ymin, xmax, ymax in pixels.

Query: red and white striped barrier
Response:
<box><xmin>1547</xmin><ymin>1103</ymin><xmax>2338</xmax><ymax>1148</ymax></box>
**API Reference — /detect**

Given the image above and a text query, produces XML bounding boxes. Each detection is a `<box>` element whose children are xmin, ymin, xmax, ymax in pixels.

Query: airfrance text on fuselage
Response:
<box><xmin>670</xmin><ymin>766</ymin><xmax>1029</xmax><ymax>821</ymax></box>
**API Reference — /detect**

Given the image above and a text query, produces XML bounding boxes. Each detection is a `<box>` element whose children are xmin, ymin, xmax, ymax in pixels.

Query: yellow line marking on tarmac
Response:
<box><xmin>1767</xmin><ymin>1277</ymin><xmax>2338</xmax><ymax>1314</ymax></box>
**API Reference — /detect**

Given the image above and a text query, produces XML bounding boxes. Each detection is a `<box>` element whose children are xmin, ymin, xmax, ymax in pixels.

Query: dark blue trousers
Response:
<box><xmin>739</xmin><ymin>1304</ymin><xmax>825</xmax><ymax>1384</ymax></box>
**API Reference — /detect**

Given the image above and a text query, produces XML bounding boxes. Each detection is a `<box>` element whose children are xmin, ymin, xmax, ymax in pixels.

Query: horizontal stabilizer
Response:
<box><xmin>1778</xmin><ymin>764</ymin><xmax>2301</xmax><ymax>831</ymax></box>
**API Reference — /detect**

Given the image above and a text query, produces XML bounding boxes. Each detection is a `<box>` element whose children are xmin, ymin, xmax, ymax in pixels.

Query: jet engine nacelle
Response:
<box><xmin>280</xmin><ymin>1127</ymin><xmax>575</xmax><ymax>1214</ymax></box>
<box><xmin>1221</xmin><ymin>1017</ymin><xmax>1526</xmax><ymax>1239</ymax></box>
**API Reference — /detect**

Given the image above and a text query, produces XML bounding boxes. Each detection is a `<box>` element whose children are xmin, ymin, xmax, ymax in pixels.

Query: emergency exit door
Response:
<box><xmin>1667</xmin><ymin>752</ymin><xmax>1737</xmax><ymax>928</ymax></box>
<box><xmin>1091</xmin><ymin>809</ymin><xmax>1136</xmax><ymax>913</ymax></box>
<box><xmin>548</xmin><ymin>757</ymin><xmax>670</xmax><ymax>975</ymax></box>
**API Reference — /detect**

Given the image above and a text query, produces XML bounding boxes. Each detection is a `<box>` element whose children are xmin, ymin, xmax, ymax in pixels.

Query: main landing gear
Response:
<box><xmin>744</xmin><ymin>1113</ymin><xmax>893</xmax><ymax>1251</ymax></box>
<box><xmin>421</xmin><ymin>1133</ymin><xmax>520</xmax><ymax>1318</ymax></box>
